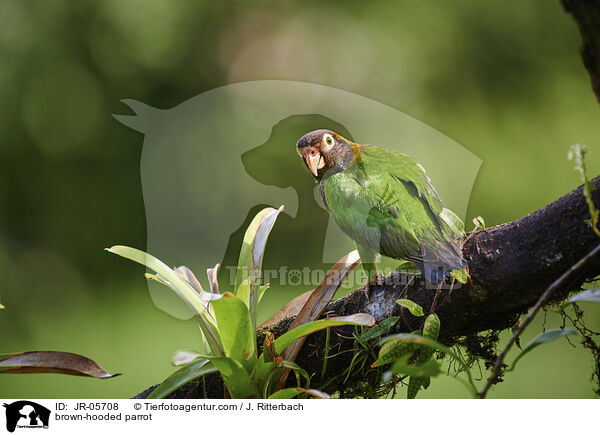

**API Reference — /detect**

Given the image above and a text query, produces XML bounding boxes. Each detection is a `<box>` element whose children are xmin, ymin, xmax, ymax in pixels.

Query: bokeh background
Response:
<box><xmin>1</xmin><ymin>0</ymin><xmax>599</xmax><ymax>398</ymax></box>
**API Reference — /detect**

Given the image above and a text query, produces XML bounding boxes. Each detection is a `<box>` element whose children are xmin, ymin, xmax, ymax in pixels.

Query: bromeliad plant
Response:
<box><xmin>107</xmin><ymin>206</ymin><xmax>374</xmax><ymax>399</ymax></box>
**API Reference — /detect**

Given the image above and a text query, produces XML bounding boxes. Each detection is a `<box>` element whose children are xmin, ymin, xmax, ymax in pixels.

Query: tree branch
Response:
<box><xmin>563</xmin><ymin>0</ymin><xmax>600</xmax><ymax>102</ymax></box>
<box><xmin>135</xmin><ymin>175</ymin><xmax>600</xmax><ymax>398</ymax></box>
<box><xmin>478</xmin><ymin>242</ymin><xmax>600</xmax><ymax>398</ymax></box>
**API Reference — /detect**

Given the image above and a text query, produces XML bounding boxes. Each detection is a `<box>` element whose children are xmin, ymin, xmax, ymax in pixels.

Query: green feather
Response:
<box><xmin>320</xmin><ymin>145</ymin><xmax>463</xmax><ymax>282</ymax></box>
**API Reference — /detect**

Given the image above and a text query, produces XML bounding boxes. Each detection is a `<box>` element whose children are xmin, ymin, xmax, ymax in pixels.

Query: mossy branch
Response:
<box><xmin>135</xmin><ymin>175</ymin><xmax>600</xmax><ymax>398</ymax></box>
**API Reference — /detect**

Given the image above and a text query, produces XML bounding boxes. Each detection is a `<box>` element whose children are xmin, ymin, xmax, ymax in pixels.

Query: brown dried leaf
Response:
<box><xmin>277</xmin><ymin>250</ymin><xmax>361</xmax><ymax>387</ymax></box>
<box><xmin>259</xmin><ymin>289</ymin><xmax>314</xmax><ymax>329</ymax></box>
<box><xmin>0</xmin><ymin>351</ymin><xmax>118</xmax><ymax>378</ymax></box>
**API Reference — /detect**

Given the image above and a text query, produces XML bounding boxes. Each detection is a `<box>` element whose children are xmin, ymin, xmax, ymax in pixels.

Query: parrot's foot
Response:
<box><xmin>364</xmin><ymin>273</ymin><xmax>386</xmax><ymax>301</ymax></box>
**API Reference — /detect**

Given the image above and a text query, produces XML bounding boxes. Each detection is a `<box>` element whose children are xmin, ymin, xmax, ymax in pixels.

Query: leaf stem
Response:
<box><xmin>320</xmin><ymin>327</ymin><xmax>331</xmax><ymax>384</ymax></box>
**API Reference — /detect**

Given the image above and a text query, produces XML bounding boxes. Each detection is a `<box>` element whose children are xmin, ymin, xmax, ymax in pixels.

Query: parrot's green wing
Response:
<box><xmin>321</xmin><ymin>145</ymin><xmax>463</xmax><ymax>281</ymax></box>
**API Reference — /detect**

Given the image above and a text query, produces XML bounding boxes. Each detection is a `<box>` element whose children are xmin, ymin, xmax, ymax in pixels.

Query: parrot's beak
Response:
<box><xmin>305</xmin><ymin>150</ymin><xmax>325</xmax><ymax>176</ymax></box>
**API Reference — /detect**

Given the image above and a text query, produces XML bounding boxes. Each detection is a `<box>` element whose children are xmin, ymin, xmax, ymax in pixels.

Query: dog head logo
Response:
<box><xmin>3</xmin><ymin>401</ymin><xmax>50</xmax><ymax>433</ymax></box>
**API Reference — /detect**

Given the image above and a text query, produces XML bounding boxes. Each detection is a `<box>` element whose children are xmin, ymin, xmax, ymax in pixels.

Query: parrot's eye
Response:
<box><xmin>323</xmin><ymin>134</ymin><xmax>334</xmax><ymax>148</ymax></box>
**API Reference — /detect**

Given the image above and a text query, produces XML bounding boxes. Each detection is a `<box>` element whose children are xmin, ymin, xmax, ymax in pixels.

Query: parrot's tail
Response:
<box><xmin>416</xmin><ymin>264</ymin><xmax>460</xmax><ymax>284</ymax></box>
<box><xmin>412</xmin><ymin>244</ymin><xmax>466</xmax><ymax>285</ymax></box>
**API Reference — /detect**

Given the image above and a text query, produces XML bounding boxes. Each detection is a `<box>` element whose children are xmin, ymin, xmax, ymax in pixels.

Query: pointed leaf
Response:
<box><xmin>396</xmin><ymin>299</ymin><xmax>424</xmax><ymax>317</ymax></box>
<box><xmin>358</xmin><ymin>317</ymin><xmax>400</xmax><ymax>343</ymax></box>
<box><xmin>391</xmin><ymin>354</ymin><xmax>442</xmax><ymax>377</ymax></box>
<box><xmin>0</xmin><ymin>351</ymin><xmax>118</xmax><ymax>378</ymax></box>
<box><xmin>257</xmin><ymin>284</ymin><xmax>270</xmax><ymax>304</ymax></box>
<box><xmin>561</xmin><ymin>288</ymin><xmax>600</xmax><ymax>309</ymax></box>
<box><xmin>472</xmin><ymin>216</ymin><xmax>485</xmax><ymax>231</ymax></box>
<box><xmin>422</xmin><ymin>313</ymin><xmax>441</xmax><ymax>340</ymax></box>
<box><xmin>274</xmin><ymin>314</ymin><xmax>375</xmax><ymax>355</ymax></box>
<box><xmin>451</xmin><ymin>268</ymin><xmax>468</xmax><ymax>284</ymax></box>
<box><xmin>407</xmin><ymin>376</ymin><xmax>429</xmax><ymax>399</ymax></box>
<box><xmin>372</xmin><ymin>340</ymin><xmax>419</xmax><ymax>367</ymax></box>
<box><xmin>382</xmin><ymin>333</ymin><xmax>452</xmax><ymax>356</ymax></box>
<box><xmin>415</xmin><ymin>314</ymin><xmax>440</xmax><ymax>364</ymax></box>
<box><xmin>280</xmin><ymin>360</ymin><xmax>310</xmax><ymax>387</ymax></box>
<box><xmin>206</xmin><ymin>264</ymin><xmax>220</xmax><ymax>295</ymax></box>
<box><xmin>212</xmin><ymin>293</ymin><xmax>255</xmax><ymax>368</ymax></box>
<box><xmin>510</xmin><ymin>329</ymin><xmax>576</xmax><ymax>371</ymax></box>
<box><xmin>235</xmin><ymin>206</ymin><xmax>284</xmax><ymax>306</ymax></box>
<box><xmin>147</xmin><ymin>358</ymin><xmax>216</xmax><ymax>398</ymax></box>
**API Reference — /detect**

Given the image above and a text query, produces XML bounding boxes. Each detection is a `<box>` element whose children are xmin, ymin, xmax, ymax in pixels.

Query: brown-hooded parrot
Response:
<box><xmin>296</xmin><ymin>129</ymin><xmax>465</xmax><ymax>284</ymax></box>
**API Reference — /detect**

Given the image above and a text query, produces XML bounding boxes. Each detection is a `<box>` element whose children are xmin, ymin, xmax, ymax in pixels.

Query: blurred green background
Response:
<box><xmin>1</xmin><ymin>0</ymin><xmax>599</xmax><ymax>398</ymax></box>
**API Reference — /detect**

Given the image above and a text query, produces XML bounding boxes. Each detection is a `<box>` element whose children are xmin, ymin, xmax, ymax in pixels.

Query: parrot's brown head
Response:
<box><xmin>296</xmin><ymin>129</ymin><xmax>355</xmax><ymax>179</ymax></box>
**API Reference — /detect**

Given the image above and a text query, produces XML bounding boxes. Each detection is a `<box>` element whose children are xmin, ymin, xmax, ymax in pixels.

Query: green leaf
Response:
<box><xmin>510</xmin><ymin>329</ymin><xmax>576</xmax><ymax>371</ymax></box>
<box><xmin>416</xmin><ymin>313</ymin><xmax>440</xmax><ymax>364</ymax></box>
<box><xmin>108</xmin><ymin>246</ymin><xmax>223</xmax><ymax>354</ymax></box>
<box><xmin>380</xmin><ymin>333</ymin><xmax>478</xmax><ymax>396</ymax></box>
<box><xmin>209</xmin><ymin>356</ymin><xmax>258</xmax><ymax>398</ymax></box>
<box><xmin>396</xmin><ymin>299</ymin><xmax>424</xmax><ymax>317</ymax></box>
<box><xmin>107</xmin><ymin>246</ymin><xmax>220</xmax><ymax>315</ymax></box>
<box><xmin>358</xmin><ymin>317</ymin><xmax>400</xmax><ymax>343</ymax></box>
<box><xmin>258</xmin><ymin>284</ymin><xmax>270</xmax><ymax>303</ymax></box>
<box><xmin>407</xmin><ymin>376</ymin><xmax>429</xmax><ymax>399</ymax></box>
<box><xmin>157</xmin><ymin>354</ymin><xmax>258</xmax><ymax>398</ymax></box>
<box><xmin>381</xmin><ymin>333</ymin><xmax>453</xmax><ymax>357</ymax></box>
<box><xmin>422</xmin><ymin>313</ymin><xmax>440</xmax><ymax>340</ymax></box>
<box><xmin>274</xmin><ymin>314</ymin><xmax>375</xmax><ymax>355</ymax></box>
<box><xmin>280</xmin><ymin>360</ymin><xmax>310</xmax><ymax>388</ymax></box>
<box><xmin>472</xmin><ymin>216</ymin><xmax>485</xmax><ymax>231</ymax></box>
<box><xmin>561</xmin><ymin>288</ymin><xmax>600</xmax><ymax>309</ymax></box>
<box><xmin>391</xmin><ymin>354</ymin><xmax>442</xmax><ymax>378</ymax></box>
<box><xmin>0</xmin><ymin>351</ymin><xmax>118</xmax><ymax>378</ymax></box>
<box><xmin>268</xmin><ymin>388</ymin><xmax>330</xmax><ymax>399</ymax></box>
<box><xmin>372</xmin><ymin>340</ymin><xmax>419</xmax><ymax>367</ymax></box>
<box><xmin>147</xmin><ymin>358</ymin><xmax>216</xmax><ymax>398</ymax></box>
<box><xmin>450</xmin><ymin>268</ymin><xmax>468</xmax><ymax>284</ymax></box>
<box><xmin>235</xmin><ymin>207</ymin><xmax>283</xmax><ymax>303</ymax></box>
<box><xmin>234</xmin><ymin>206</ymin><xmax>284</xmax><ymax>330</ymax></box>
<box><xmin>212</xmin><ymin>293</ymin><xmax>256</xmax><ymax>369</ymax></box>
